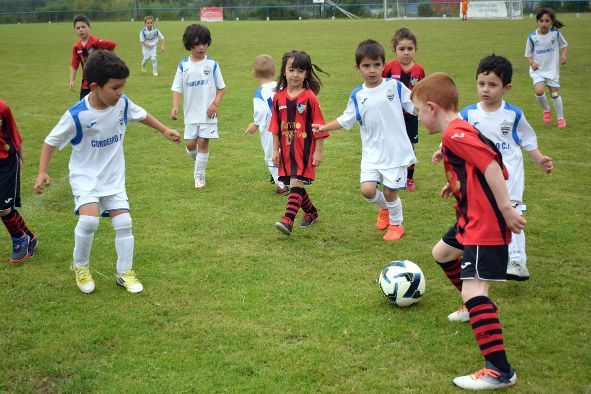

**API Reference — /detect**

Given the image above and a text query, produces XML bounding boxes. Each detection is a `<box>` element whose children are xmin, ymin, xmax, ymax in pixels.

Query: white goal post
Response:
<box><xmin>384</xmin><ymin>0</ymin><xmax>523</xmax><ymax>20</ymax></box>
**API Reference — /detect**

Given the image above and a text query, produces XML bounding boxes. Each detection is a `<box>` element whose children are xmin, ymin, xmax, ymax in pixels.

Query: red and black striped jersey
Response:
<box><xmin>0</xmin><ymin>99</ymin><xmax>22</xmax><ymax>159</ymax></box>
<box><xmin>71</xmin><ymin>36</ymin><xmax>117</xmax><ymax>90</ymax></box>
<box><xmin>269</xmin><ymin>89</ymin><xmax>328</xmax><ymax>181</ymax></box>
<box><xmin>442</xmin><ymin>119</ymin><xmax>511</xmax><ymax>246</ymax></box>
<box><xmin>382</xmin><ymin>60</ymin><xmax>425</xmax><ymax>91</ymax></box>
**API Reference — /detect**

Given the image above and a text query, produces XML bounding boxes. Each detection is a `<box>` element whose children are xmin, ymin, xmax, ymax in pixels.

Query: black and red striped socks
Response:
<box><xmin>437</xmin><ymin>258</ymin><xmax>462</xmax><ymax>292</ymax></box>
<box><xmin>1</xmin><ymin>209</ymin><xmax>32</xmax><ymax>238</ymax></box>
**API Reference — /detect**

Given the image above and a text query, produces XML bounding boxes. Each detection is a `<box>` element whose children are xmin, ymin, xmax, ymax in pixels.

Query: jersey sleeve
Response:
<box><xmin>524</xmin><ymin>35</ymin><xmax>534</xmax><ymax>57</ymax></box>
<box><xmin>336</xmin><ymin>96</ymin><xmax>358</xmax><ymax>130</ymax></box>
<box><xmin>125</xmin><ymin>96</ymin><xmax>148</xmax><ymax>123</ymax></box>
<box><xmin>252</xmin><ymin>94</ymin><xmax>268</xmax><ymax>127</ymax></box>
<box><xmin>443</xmin><ymin>129</ymin><xmax>499</xmax><ymax>174</ymax></box>
<box><xmin>139</xmin><ymin>29</ymin><xmax>145</xmax><ymax>43</ymax></box>
<box><xmin>158</xmin><ymin>30</ymin><xmax>165</xmax><ymax>40</ymax></box>
<box><xmin>516</xmin><ymin>113</ymin><xmax>538</xmax><ymax>152</ymax></box>
<box><xmin>171</xmin><ymin>64</ymin><xmax>183</xmax><ymax>93</ymax></box>
<box><xmin>45</xmin><ymin>112</ymin><xmax>77</xmax><ymax>150</ymax></box>
<box><xmin>0</xmin><ymin>100</ymin><xmax>22</xmax><ymax>153</ymax></box>
<box><xmin>97</xmin><ymin>38</ymin><xmax>117</xmax><ymax>50</ymax></box>
<box><xmin>71</xmin><ymin>44</ymin><xmax>80</xmax><ymax>68</ymax></box>
<box><xmin>557</xmin><ymin>31</ymin><xmax>567</xmax><ymax>48</ymax></box>
<box><xmin>398</xmin><ymin>81</ymin><xmax>414</xmax><ymax>114</ymax></box>
<box><xmin>213</xmin><ymin>63</ymin><xmax>226</xmax><ymax>90</ymax></box>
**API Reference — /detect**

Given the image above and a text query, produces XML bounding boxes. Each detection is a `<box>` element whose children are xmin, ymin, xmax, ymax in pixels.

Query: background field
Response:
<box><xmin>0</xmin><ymin>16</ymin><xmax>590</xmax><ymax>392</ymax></box>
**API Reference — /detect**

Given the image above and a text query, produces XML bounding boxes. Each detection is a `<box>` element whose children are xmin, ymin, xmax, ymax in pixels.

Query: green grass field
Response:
<box><xmin>0</xmin><ymin>15</ymin><xmax>590</xmax><ymax>392</ymax></box>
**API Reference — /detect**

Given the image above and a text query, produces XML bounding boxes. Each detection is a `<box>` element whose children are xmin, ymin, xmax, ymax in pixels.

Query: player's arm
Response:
<box><xmin>141</xmin><ymin>113</ymin><xmax>180</xmax><ymax>143</ymax></box>
<box><xmin>272</xmin><ymin>133</ymin><xmax>280</xmax><ymax>167</ymax></box>
<box><xmin>312</xmin><ymin>137</ymin><xmax>325</xmax><ymax>167</ymax></box>
<box><xmin>560</xmin><ymin>46</ymin><xmax>567</xmax><ymax>65</ymax></box>
<box><xmin>314</xmin><ymin>119</ymin><xmax>342</xmax><ymax>134</ymax></box>
<box><xmin>160</xmin><ymin>35</ymin><xmax>165</xmax><ymax>52</ymax></box>
<box><xmin>483</xmin><ymin>160</ymin><xmax>526</xmax><ymax>233</ymax></box>
<box><xmin>34</xmin><ymin>143</ymin><xmax>56</xmax><ymax>194</ymax></box>
<box><xmin>207</xmin><ymin>88</ymin><xmax>225</xmax><ymax>119</ymax></box>
<box><xmin>526</xmin><ymin>148</ymin><xmax>553</xmax><ymax>173</ymax></box>
<box><xmin>171</xmin><ymin>91</ymin><xmax>182</xmax><ymax>120</ymax></box>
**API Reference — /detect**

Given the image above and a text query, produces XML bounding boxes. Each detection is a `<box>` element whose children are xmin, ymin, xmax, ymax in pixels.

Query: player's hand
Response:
<box><xmin>69</xmin><ymin>81</ymin><xmax>75</xmax><ymax>91</ymax></box>
<box><xmin>160</xmin><ymin>46</ymin><xmax>165</xmax><ymax>53</ymax></box>
<box><xmin>34</xmin><ymin>173</ymin><xmax>50</xmax><ymax>194</ymax></box>
<box><xmin>207</xmin><ymin>103</ymin><xmax>218</xmax><ymax>119</ymax></box>
<box><xmin>440</xmin><ymin>183</ymin><xmax>453</xmax><ymax>198</ymax></box>
<box><xmin>312</xmin><ymin>151</ymin><xmax>322</xmax><ymax>167</ymax></box>
<box><xmin>503</xmin><ymin>207</ymin><xmax>526</xmax><ymax>233</ymax></box>
<box><xmin>531</xmin><ymin>62</ymin><xmax>540</xmax><ymax>71</ymax></box>
<box><xmin>538</xmin><ymin>155</ymin><xmax>553</xmax><ymax>174</ymax></box>
<box><xmin>311</xmin><ymin>123</ymin><xmax>323</xmax><ymax>133</ymax></box>
<box><xmin>272</xmin><ymin>150</ymin><xmax>280</xmax><ymax>167</ymax></box>
<box><xmin>432</xmin><ymin>149</ymin><xmax>443</xmax><ymax>165</ymax></box>
<box><xmin>561</xmin><ymin>55</ymin><xmax>567</xmax><ymax>65</ymax></box>
<box><xmin>244</xmin><ymin>123</ymin><xmax>257</xmax><ymax>135</ymax></box>
<box><xmin>170</xmin><ymin>107</ymin><xmax>178</xmax><ymax>120</ymax></box>
<box><xmin>164</xmin><ymin>128</ymin><xmax>181</xmax><ymax>143</ymax></box>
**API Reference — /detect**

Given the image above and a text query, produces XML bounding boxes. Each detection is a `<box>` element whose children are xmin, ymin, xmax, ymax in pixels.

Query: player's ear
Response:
<box><xmin>89</xmin><ymin>82</ymin><xmax>98</xmax><ymax>91</ymax></box>
<box><xmin>504</xmin><ymin>83</ymin><xmax>512</xmax><ymax>93</ymax></box>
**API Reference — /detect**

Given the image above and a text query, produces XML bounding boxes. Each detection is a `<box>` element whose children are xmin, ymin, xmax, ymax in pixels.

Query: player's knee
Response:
<box><xmin>360</xmin><ymin>184</ymin><xmax>376</xmax><ymax>199</ymax></box>
<box><xmin>76</xmin><ymin>215</ymin><xmax>99</xmax><ymax>235</ymax></box>
<box><xmin>184</xmin><ymin>140</ymin><xmax>197</xmax><ymax>151</ymax></box>
<box><xmin>0</xmin><ymin>208</ymin><xmax>12</xmax><ymax>217</ymax></box>
<box><xmin>112</xmin><ymin>212</ymin><xmax>133</xmax><ymax>237</ymax></box>
<box><xmin>551</xmin><ymin>91</ymin><xmax>559</xmax><ymax>99</ymax></box>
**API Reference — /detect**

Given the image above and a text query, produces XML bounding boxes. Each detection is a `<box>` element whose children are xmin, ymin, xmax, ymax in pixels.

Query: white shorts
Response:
<box><xmin>184</xmin><ymin>123</ymin><xmax>219</xmax><ymax>140</ymax></box>
<box><xmin>360</xmin><ymin>166</ymin><xmax>407</xmax><ymax>190</ymax></box>
<box><xmin>259</xmin><ymin>128</ymin><xmax>274</xmax><ymax>166</ymax></box>
<box><xmin>142</xmin><ymin>46</ymin><xmax>157</xmax><ymax>60</ymax></box>
<box><xmin>532</xmin><ymin>75</ymin><xmax>560</xmax><ymax>88</ymax></box>
<box><xmin>74</xmin><ymin>191</ymin><xmax>130</xmax><ymax>217</ymax></box>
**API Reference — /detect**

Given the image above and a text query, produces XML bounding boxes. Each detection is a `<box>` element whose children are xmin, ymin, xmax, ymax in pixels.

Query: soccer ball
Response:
<box><xmin>378</xmin><ymin>260</ymin><xmax>426</xmax><ymax>307</ymax></box>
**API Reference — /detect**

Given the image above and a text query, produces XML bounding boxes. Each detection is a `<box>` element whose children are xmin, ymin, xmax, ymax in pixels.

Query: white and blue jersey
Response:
<box><xmin>459</xmin><ymin>101</ymin><xmax>538</xmax><ymax>202</ymax></box>
<box><xmin>45</xmin><ymin>95</ymin><xmax>147</xmax><ymax>197</ymax></box>
<box><xmin>253</xmin><ymin>81</ymin><xmax>277</xmax><ymax>164</ymax></box>
<box><xmin>171</xmin><ymin>55</ymin><xmax>225</xmax><ymax>125</ymax></box>
<box><xmin>139</xmin><ymin>27</ymin><xmax>164</xmax><ymax>46</ymax></box>
<box><xmin>337</xmin><ymin>78</ymin><xmax>416</xmax><ymax>170</ymax></box>
<box><xmin>525</xmin><ymin>28</ymin><xmax>567</xmax><ymax>81</ymax></box>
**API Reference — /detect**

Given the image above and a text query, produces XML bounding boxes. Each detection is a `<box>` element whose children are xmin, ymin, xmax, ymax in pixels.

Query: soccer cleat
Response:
<box><xmin>506</xmin><ymin>261</ymin><xmax>530</xmax><ymax>281</ymax></box>
<box><xmin>275</xmin><ymin>185</ymin><xmax>290</xmax><ymax>195</ymax></box>
<box><xmin>141</xmin><ymin>63</ymin><xmax>146</xmax><ymax>73</ymax></box>
<box><xmin>542</xmin><ymin>110</ymin><xmax>552</xmax><ymax>124</ymax></box>
<box><xmin>406</xmin><ymin>178</ymin><xmax>416</xmax><ymax>192</ymax></box>
<box><xmin>194</xmin><ymin>174</ymin><xmax>206</xmax><ymax>189</ymax></box>
<box><xmin>73</xmin><ymin>265</ymin><xmax>95</xmax><ymax>294</ymax></box>
<box><xmin>10</xmin><ymin>234</ymin><xmax>30</xmax><ymax>263</ymax></box>
<box><xmin>299</xmin><ymin>212</ymin><xmax>318</xmax><ymax>227</ymax></box>
<box><xmin>376</xmin><ymin>209</ymin><xmax>389</xmax><ymax>230</ymax></box>
<box><xmin>153</xmin><ymin>72</ymin><xmax>158</xmax><ymax>77</ymax></box>
<box><xmin>382</xmin><ymin>225</ymin><xmax>404</xmax><ymax>241</ymax></box>
<box><xmin>116</xmin><ymin>270</ymin><xmax>144</xmax><ymax>293</ymax></box>
<box><xmin>447</xmin><ymin>304</ymin><xmax>470</xmax><ymax>322</ymax></box>
<box><xmin>453</xmin><ymin>362</ymin><xmax>517</xmax><ymax>390</ymax></box>
<box><xmin>557</xmin><ymin>118</ymin><xmax>567</xmax><ymax>129</ymax></box>
<box><xmin>269</xmin><ymin>175</ymin><xmax>275</xmax><ymax>184</ymax></box>
<box><xmin>275</xmin><ymin>217</ymin><xmax>293</xmax><ymax>235</ymax></box>
<box><xmin>28</xmin><ymin>235</ymin><xmax>39</xmax><ymax>257</ymax></box>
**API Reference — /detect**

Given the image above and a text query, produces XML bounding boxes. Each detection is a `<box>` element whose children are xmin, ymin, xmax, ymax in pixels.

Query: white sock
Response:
<box><xmin>386</xmin><ymin>197</ymin><xmax>403</xmax><ymax>226</ymax></box>
<box><xmin>268</xmin><ymin>166</ymin><xmax>284</xmax><ymax>187</ymax></box>
<box><xmin>112</xmin><ymin>213</ymin><xmax>134</xmax><ymax>274</ymax></box>
<box><xmin>185</xmin><ymin>147</ymin><xmax>197</xmax><ymax>161</ymax></box>
<box><xmin>551</xmin><ymin>95</ymin><xmax>564</xmax><ymax>120</ymax></box>
<box><xmin>141</xmin><ymin>59</ymin><xmax>147</xmax><ymax>67</ymax></box>
<box><xmin>365</xmin><ymin>189</ymin><xmax>387</xmax><ymax>210</ymax></box>
<box><xmin>73</xmin><ymin>215</ymin><xmax>99</xmax><ymax>267</ymax></box>
<box><xmin>152</xmin><ymin>58</ymin><xmax>158</xmax><ymax>74</ymax></box>
<box><xmin>195</xmin><ymin>152</ymin><xmax>209</xmax><ymax>178</ymax></box>
<box><xmin>509</xmin><ymin>230</ymin><xmax>526</xmax><ymax>265</ymax></box>
<box><xmin>536</xmin><ymin>93</ymin><xmax>550</xmax><ymax>111</ymax></box>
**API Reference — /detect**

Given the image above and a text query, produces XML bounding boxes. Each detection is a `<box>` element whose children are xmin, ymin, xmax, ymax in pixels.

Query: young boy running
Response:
<box><xmin>412</xmin><ymin>72</ymin><xmax>525</xmax><ymax>390</ymax></box>
<box><xmin>35</xmin><ymin>50</ymin><xmax>180</xmax><ymax>294</ymax></box>
<box><xmin>139</xmin><ymin>15</ymin><xmax>165</xmax><ymax>77</ymax></box>
<box><xmin>315</xmin><ymin>40</ymin><xmax>416</xmax><ymax>241</ymax></box>
<box><xmin>0</xmin><ymin>98</ymin><xmax>37</xmax><ymax>263</ymax></box>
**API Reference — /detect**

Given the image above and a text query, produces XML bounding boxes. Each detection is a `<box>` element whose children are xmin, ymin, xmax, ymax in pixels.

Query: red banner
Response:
<box><xmin>200</xmin><ymin>7</ymin><xmax>224</xmax><ymax>22</ymax></box>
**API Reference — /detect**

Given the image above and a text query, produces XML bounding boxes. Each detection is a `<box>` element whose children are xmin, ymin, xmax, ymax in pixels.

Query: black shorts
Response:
<box><xmin>278</xmin><ymin>175</ymin><xmax>313</xmax><ymax>186</ymax></box>
<box><xmin>80</xmin><ymin>88</ymin><xmax>91</xmax><ymax>101</ymax></box>
<box><xmin>0</xmin><ymin>153</ymin><xmax>21</xmax><ymax>210</ymax></box>
<box><xmin>441</xmin><ymin>225</ymin><xmax>508</xmax><ymax>281</ymax></box>
<box><xmin>404</xmin><ymin>113</ymin><xmax>419</xmax><ymax>144</ymax></box>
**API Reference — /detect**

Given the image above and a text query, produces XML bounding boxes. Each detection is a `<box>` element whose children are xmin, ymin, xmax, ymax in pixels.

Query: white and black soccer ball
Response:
<box><xmin>378</xmin><ymin>260</ymin><xmax>426</xmax><ymax>307</ymax></box>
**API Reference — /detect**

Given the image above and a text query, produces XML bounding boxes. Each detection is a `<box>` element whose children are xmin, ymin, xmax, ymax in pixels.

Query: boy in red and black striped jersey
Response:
<box><xmin>0</xmin><ymin>99</ymin><xmax>37</xmax><ymax>263</ymax></box>
<box><xmin>70</xmin><ymin>14</ymin><xmax>117</xmax><ymax>100</ymax></box>
<box><xmin>411</xmin><ymin>73</ymin><xmax>525</xmax><ymax>391</ymax></box>
<box><xmin>269</xmin><ymin>51</ymin><xmax>329</xmax><ymax>235</ymax></box>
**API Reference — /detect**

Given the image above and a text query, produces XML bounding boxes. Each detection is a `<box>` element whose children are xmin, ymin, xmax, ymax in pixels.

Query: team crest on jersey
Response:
<box><xmin>410</xmin><ymin>77</ymin><xmax>419</xmax><ymax>87</ymax></box>
<box><xmin>500</xmin><ymin>120</ymin><xmax>512</xmax><ymax>136</ymax></box>
<box><xmin>118</xmin><ymin>111</ymin><xmax>124</xmax><ymax>126</ymax></box>
<box><xmin>297</xmin><ymin>103</ymin><xmax>306</xmax><ymax>114</ymax></box>
<box><xmin>386</xmin><ymin>89</ymin><xmax>395</xmax><ymax>101</ymax></box>
<box><xmin>203</xmin><ymin>65</ymin><xmax>211</xmax><ymax>77</ymax></box>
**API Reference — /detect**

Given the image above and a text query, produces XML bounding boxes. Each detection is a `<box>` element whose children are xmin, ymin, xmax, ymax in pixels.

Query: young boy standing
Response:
<box><xmin>412</xmin><ymin>72</ymin><xmax>525</xmax><ymax>390</ymax></box>
<box><xmin>35</xmin><ymin>50</ymin><xmax>180</xmax><ymax>294</ymax></box>
<box><xmin>139</xmin><ymin>15</ymin><xmax>165</xmax><ymax>77</ymax></box>
<box><xmin>0</xmin><ymin>99</ymin><xmax>37</xmax><ymax>263</ymax></box>
<box><xmin>171</xmin><ymin>24</ymin><xmax>225</xmax><ymax>189</ymax></box>
<box><xmin>69</xmin><ymin>14</ymin><xmax>117</xmax><ymax>100</ymax></box>
<box><xmin>315</xmin><ymin>40</ymin><xmax>415</xmax><ymax>241</ymax></box>
<box><xmin>244</xmin><ymin>54</ymin><xmax>288</xmax><ymax>195</ymax></box>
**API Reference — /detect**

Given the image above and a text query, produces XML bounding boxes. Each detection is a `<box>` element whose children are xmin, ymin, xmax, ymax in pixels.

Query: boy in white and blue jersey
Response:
<box><xmin>140</xmin><ymin>15</ymin><xmax>165</xmax><ymax>76</ymax></box>
<box><xmin>171</xmin><ymin>24</ymin><xmax>225</xmax><ymax>189</ymax></box>
<box><xmin>244</xmin><ymin>54</ymin><xmax>288</xmax><ymax>195</ymax></box>
<box><xmin>525</xmin><ymin>8</ymin><xmax>568</xmax><ymax>128</ymax></box>
<box><xmin>315</xmin><ymin>40</ymin><xmax>415</xmax><ymax>241</ymax></box>
<box><xmin>434</xmin><ymin>55</ymin><xmax>553</xmax><ymax>321</ymax></box>
<box><xmin>35</xmin><ymin>50</ymin><xmax>180</xmax><ymax>294</ymax></box>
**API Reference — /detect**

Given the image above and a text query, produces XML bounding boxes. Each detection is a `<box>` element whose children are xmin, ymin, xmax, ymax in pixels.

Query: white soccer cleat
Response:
<box><xmin>73</xmin><ymin>265</ymin><xmax>95</xmax><ymax>294</ymax></box>
<box><xmin>116</xmin><ymin>270</ymin><xmax>144</xmax><ymax>293</ymax></box>
<box><xmin>506</xmin><ymin>261</ymin><xmax>530</xmax><ymax>281</ymax></box>
<box><xmin>141</xmin><ymin>63</ymin><xmax>146</xmax><ymax>73</ymax></box>
<box><xmin>153</xmin><ymin>72</ymin><xmax>158</xmax><ymax>77</ymax></box>
<box><xmin>447</xmin><ymin>304</ymin><xmax>470</xmax><ymax>322</ymax></box>
<box><xmin>194</xmin><ymin>174</ymin><xmax>206</xmax><ymax>189</ymax></box>
<box><xmin>453</xmin><ymin>364</ymin><xmax>517</xmax><ymax>390</ymax></box>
